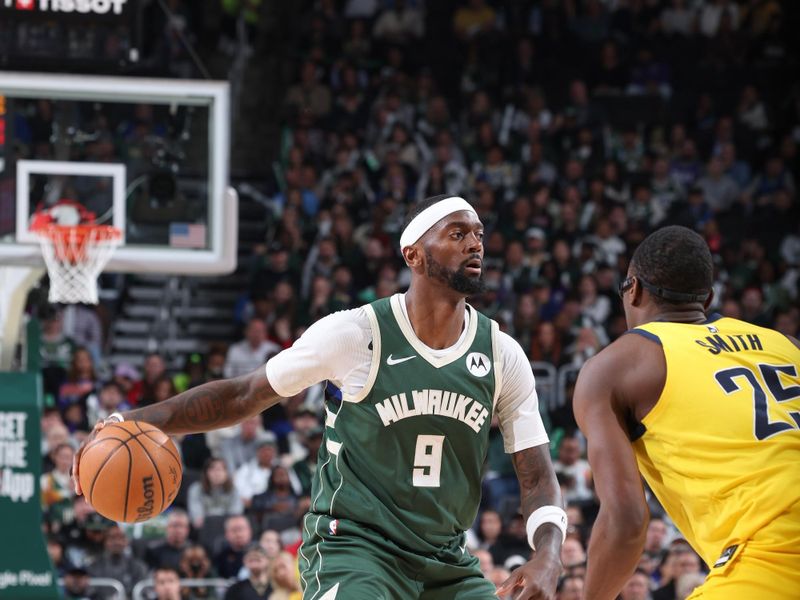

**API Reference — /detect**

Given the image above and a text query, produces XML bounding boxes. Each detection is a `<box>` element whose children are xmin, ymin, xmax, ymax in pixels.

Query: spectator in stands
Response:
<box><xmin>47</xmin><ymin>535</ymin><xmax>74</xmax><ymax>577</ymax></box>
<box><xmin>746</xmin><ymin>155</ymin><xmax>796</xmax><ymax>204</ymax></box>
<box><xmin>188</xmin><ymin>457</ymin><xmax>244</xmax><ymax>529</ymax></box>
<box><xmin>234</xmin><ymin>433</ymin><xmax>279</xmax><ymax>508</ymax></box>
<box><xmin>267</xmin><ymin>551</ymin><xmax>302</xmax><ymax>600</ymax></box>
<box><xmin>529</xmin><ymin>321</ymin><xmax>563</xmax><ymax>366</ymax></box>
<box><xmin>60</xmin><ymin>305</ymin><xmax>104</xmax><ymax>365</ymax></box>
<box><xmin>620</xmin><ymin>568</ymin><xmax>652</xmax><ymax>600</ymax></box>
<box><xmin>488</xmin><ymin>513</ymin><xmax>530</xmax><ymax>568</ymax></box>
<box><xmin>675</xmin><ymin>572</ymin><xmax>706</xmax><ymax>600</ymax></box>
<box><xmin>290</xmin><ymin>425</ymin><xmax>322</xmax><ymax>495</ymax></box>
<box><xmin>283</xmin><ymin>403</ymin><xmax>321</xmax><ymax>465</ymax></box>
<box><xmin>40</xmin><ymin>308</ymin><xmax>77</xmax><ymax>400</ymax></box>
<box><xmin>178</xmin><ymin>545</ymin><xmax>216</xmax><ymax>599</ymax></box>
<box><xmin>145</xmin><ymin>510</ymin><xmax>191</xmax><ymax>571</ymax></box>
<box><xmin>259</xmin><ymin>529</ymin><xmax>283</xmax><ymax>561</ymax></box>
<box><xmin>220</xmin><ymin>415</ymin><xmax>265</xmax><ymax>474</ymax></box>
<box><xmin>153</xmin><ymin>375</ymin><xmax>177</xmax><ymax>404</ymax></box>
<box><xmin>64</xmin><ymin>510</ymin><xmax>112</xmax><ymax>569</ymax></box>
<box><xmin>224</xmin><ymin>543</ymin><xmax>272</xmax><ymax>599</ymax></box>
<box><xmin>644</xmin><ymin>517</ymin><xmax>669</xmax><ymax>558</ymax></box>
<box><xmin>372</xmin><ymin>0</ymin><xmax>424</xmax><ymax>46</ymax></box>
<box><xmin>475</xmin><ymin>509</ymin><xmax>503</xmax><ymax>552</ymax></box>
<box><xmin>153</xmin><ymin>566</ymin><xmax>182</xmax><ymax>600</ymax></box>
<box><xmin>557</xmin><ymin>573</ymin><xmax>584</xmax><ymax>600</ymax></box>
<box><xmin>251</xmin><ymin>466</ymin><xmax>301</xmax><ymax>532</ymax></box>
<box><xmin>173</xmin><ymin>352</ymin><xmax>206</xmax><ymax>393</ymax></box>
<box><xmin>206</xmin><ymin>349</ymin><xmax>227</xmax><ymax>381</ymax></box>
<box><xmin>111</xmin><ymin>363</ymin><xmax>140</xmax><ymax>406</ymax></box>
<box><xmin>86</xmin><ymin>382</ymin><xmax>130</xmax><ymax>425</ymax></box>
<box><xmin>663</xmin><ymin>0</ymin><xmax>696</xmax><ymax>34</ymax></box>
<box><xmin>284</xmin><ymin>60</ymin><xmax>332</xmax><ymax>121</ymax></box>
<box><xmin>224</xmin><ymin>319</ymin><xmax>280</xmax><ymax>378</ymax></box>
<box><xmin>214</xmin><ymin>515</ymin><xmax>253</xmax><ymax>579</ymax></box>
<box><xmin>653</xmin><ymin>547</ymin><xmax>702</xmax><ymax>600</ymax></box>
<box><xmin>696</xmin><ymin>156</ymin><xmax>740</xmax><ymax>213</ymax></box>
<box><xmin>57</xmin><ymin>348</ymin><xmax>98</xmax><ymax>426</ymax></box>
<box><xmin>62</xmin><ymin>565</ymin><xmax>101</xmax><ymax>600</ymax></box>
<box><xmin>41</xmin><ymin>412</ymin><xmax>70</xmax><ymax>469</ymax></box>
<box><xmin>553</xmin><ymin>435</ymin><xmax>593</xmax><ymax>502</ymax></box>
<box><xmin>566</xmin><ymin>326</ymin><xmax>603</xmax><ymax>368</ymax></box>
<box><xmin>87</xmin><ymin>525</ymin><xmax>149</xmax><ymax>598</ymax></box>
<box><xmin>560</xmin><ymin>538</ymin><xmax>587</xmax><ymax>571</ymax></box>
<box><xmin>175</xmin><ymin>427</ymin><xmax>212</xmax><ymax>473</ymax></box>
<box><xmin>669</xmin><ymin>185</ymin><xmax>713</xmax><ymax>232</ymax></box>
<box><xmin>472</xmin><ymin>548</ymin><xmax>494</xmax><ymax>577</ymax></box>
<box><xmin>41</xmin><ymin>442</ymin><xmax>75</xmax><ymax>511</ymax></box>
<box><xmin>131</xmin><ymin>353</ymin><xmax>167</xmax><ymax>407</ymax></box>
<box><xmin>578</xmin><ymin>274</ymin><xmax>611</xmax><ymax>326</ymax></box>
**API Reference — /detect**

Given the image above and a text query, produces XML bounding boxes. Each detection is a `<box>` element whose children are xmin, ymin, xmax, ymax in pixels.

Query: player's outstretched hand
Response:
<box><xmin>72</xmin><ymin>418</ymin><xmax>111</xmax><ymax>495</ymax></box>
<box><xmin>495</xmin><ymin>553</ymin><xmax>560</xmax><ymax>600</ymax></box>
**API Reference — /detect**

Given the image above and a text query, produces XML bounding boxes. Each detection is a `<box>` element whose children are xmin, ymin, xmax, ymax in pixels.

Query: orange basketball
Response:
<box><xmin>79</xmin><ymin>421</ymin><xmax>182</xmax><ymax>523</ymax></box>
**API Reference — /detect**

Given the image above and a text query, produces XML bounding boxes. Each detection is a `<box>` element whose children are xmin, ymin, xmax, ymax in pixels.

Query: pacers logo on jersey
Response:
<box><xmin>466</xmin><ymin>352</ymin><xmax>491</xmax><ymax>377</ymax></box>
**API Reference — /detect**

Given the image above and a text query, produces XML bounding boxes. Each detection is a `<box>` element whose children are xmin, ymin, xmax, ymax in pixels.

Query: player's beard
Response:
<box><xmin>425</xmin><ymin>249</ymin><xmax>486</xmax><ymax>295</ymax></box>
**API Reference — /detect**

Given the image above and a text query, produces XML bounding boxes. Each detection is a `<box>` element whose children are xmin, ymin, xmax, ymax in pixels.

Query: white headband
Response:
<box><xmin>399</xmin><ymin>196</ymin><xmax>477</xmax><ymax>249</ymax></box>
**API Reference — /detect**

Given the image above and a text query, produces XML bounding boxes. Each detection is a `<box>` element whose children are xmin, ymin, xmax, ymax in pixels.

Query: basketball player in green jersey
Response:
<box><xmin>74</xmin><ymin>195</ymin><xmax>565</xmax><ymax>599</ymax></box>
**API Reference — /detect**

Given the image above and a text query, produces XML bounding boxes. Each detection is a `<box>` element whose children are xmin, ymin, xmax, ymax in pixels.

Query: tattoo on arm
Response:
<box><xmin>122</xmin><ymin>372</ymin><xmax>282</xmax><ymax>434</ymax></box>
<box><xmin>512</xmin><ymin>445</ymin><xmax>561</xmax><ymax>518</ymax></box>
<box><xmin>512</xmin><ymin>444</ymin><xmax>563</xmax><ymax>556</ymax></box>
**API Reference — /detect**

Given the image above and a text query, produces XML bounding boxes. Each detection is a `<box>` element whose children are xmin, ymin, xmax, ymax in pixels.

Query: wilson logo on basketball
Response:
<box><xmin>135</xmin><ymin>475</ymin><xmax>155</xmax><ymax>521</ymax></box>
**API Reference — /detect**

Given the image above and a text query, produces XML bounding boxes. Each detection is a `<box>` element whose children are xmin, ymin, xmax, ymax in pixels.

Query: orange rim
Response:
<box><xmin>32</xmin><ymin>224</ymin><xmax>122</xmax><ymax>264</ymax></box>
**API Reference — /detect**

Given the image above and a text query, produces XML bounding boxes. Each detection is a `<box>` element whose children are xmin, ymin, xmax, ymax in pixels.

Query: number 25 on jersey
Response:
<box><xmin>715</xmin><ymin>363</ymin><xmax>800</xmax><ymax>440</ymax></box>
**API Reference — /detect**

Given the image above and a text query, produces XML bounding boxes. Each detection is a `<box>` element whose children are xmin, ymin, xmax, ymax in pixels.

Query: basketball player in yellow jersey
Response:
<box><xmin>574</xmin><ymin>225</ymin><xmax>800</xmax><ymax>600</ymax></box>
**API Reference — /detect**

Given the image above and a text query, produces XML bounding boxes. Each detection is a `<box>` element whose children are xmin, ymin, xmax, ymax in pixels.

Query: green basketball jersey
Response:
<box><xmin>308</xmin><ymin>295</ymin><xmax>498</xmax><ymax>553</ymax></box>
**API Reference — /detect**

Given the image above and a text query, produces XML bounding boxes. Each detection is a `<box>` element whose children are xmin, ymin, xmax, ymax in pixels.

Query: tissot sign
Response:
<box><xmin>4</xmin><ymin>0</ymin><xmax>128</xmax><ymax>14</ymax></box>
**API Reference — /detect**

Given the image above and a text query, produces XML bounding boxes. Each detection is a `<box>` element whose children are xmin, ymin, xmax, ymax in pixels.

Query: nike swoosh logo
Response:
<box><xmin>386</xmin><ymin>354</ymin><xmax>416</xmax><ymax>366</ymax></box>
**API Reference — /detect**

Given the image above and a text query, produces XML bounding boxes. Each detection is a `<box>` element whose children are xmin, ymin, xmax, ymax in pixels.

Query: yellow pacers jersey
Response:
<box><xmin>632</xmin><ymin>316</ymin><xmax>800</xmax><ymax>568</ymax></box>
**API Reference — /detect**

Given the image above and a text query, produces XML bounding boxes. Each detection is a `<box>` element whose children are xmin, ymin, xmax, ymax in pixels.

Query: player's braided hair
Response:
<box><xmin>630</xmin><ymin>226</ymin><xmax>713</xmax><ymax>306</ymax></box>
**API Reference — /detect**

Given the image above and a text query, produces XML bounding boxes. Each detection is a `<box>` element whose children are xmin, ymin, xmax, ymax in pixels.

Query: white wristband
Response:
<box><xmin>526</xmin><ymin>505</ymin><xmax>568</xmax><ymax>550</ymax></box>
<box><xmin>107</xmin><ymin>412</ymin><xmax>125</xmax><ymax>423</ymax></box>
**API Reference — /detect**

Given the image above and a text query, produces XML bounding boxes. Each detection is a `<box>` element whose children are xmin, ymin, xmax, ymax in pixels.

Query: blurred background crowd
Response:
<box><xmin>20</xmin><ymin>0</ymin><xmax>798</xmax><ymax>599</ymax></box>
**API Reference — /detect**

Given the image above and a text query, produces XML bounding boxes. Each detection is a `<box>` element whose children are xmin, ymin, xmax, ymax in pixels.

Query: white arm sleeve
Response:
<box><xmin>265</xmin><ymin>308</ymin><xmax>372</xmax><ymax>398</ymax></box>
<box><xmin>495</xmin><ymin>331</ymin><xmax>549</xmax><ymax>453</ymax></box>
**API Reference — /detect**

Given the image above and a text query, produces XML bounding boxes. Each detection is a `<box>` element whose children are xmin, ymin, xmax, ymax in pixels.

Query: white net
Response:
<box><xmin>34</xmin><ymin>226</ymin><xmax>122</xmax><ymax>304</ymax></box>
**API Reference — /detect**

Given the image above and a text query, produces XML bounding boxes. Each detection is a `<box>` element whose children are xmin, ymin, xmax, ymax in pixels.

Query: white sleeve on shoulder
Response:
<box><xmin>265</xmin><ymin>307</ymin><xmax>371</xmax><ymax>398</ymax></box>
<box><xmin>495</xmin><ymin>330</ymin><xmax>549</xmax><ymax>453</ymax></box>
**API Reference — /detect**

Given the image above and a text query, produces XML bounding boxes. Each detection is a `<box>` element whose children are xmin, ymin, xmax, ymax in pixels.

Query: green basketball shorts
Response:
<box><xmin>298</xmin><ymin>513</ymin><xmax>497</xmax><ymax>600</ymax></box>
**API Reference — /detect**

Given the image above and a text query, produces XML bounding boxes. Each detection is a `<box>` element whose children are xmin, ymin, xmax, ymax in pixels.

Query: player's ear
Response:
<box><xmin>631</xmin><ymin>276</ymin><xmax>645</xmax><ymax>306</ymax></box>
<box><xmin>703</xmin><ymin>288</ymin><xmax>715</xmax><ymax>311</ymax></box>
<box><xmin>403</xmin><ymin>244</ymin><xmax>423</xmax><ymax>269</ymax></box>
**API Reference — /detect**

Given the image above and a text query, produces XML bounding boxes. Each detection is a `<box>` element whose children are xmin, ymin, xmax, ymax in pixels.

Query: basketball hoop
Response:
<box><xmin>31</xmin><ymin>206</ymin><xmax>122</xmax><ymax>304</ymax></box>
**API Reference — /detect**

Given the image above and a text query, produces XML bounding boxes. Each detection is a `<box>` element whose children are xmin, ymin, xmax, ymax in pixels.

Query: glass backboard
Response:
<box><xmin>0</xmin><ymin>72</ymin><xmax>235</xmax><ymax>274</ymax></box>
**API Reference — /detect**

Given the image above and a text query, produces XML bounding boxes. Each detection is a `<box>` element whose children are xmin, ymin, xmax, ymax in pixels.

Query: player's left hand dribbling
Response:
<box><xmin>495</xmin><ymin>553</ymin><xmax>560</xmax><ymax>600</ymax></box>
<box><xmin>71</xmin><ymin>418</ymin><xmax>110</xmax><ymax>495</ymax></box>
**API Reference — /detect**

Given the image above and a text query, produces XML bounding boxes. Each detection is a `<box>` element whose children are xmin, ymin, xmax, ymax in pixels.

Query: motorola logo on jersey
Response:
<box><xmin>466</xmin><ymin>352</ymin><xmax>490</xmax><ymax>377</ymax></box>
